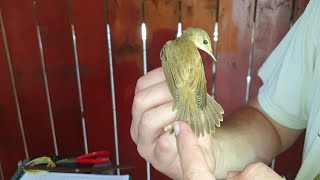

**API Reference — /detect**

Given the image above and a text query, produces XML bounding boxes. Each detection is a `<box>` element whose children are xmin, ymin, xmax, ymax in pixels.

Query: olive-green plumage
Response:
<box><xmin>160</xmin><ymin>27</ymin><xmax>224</xmax><ymax>137</ymax></box>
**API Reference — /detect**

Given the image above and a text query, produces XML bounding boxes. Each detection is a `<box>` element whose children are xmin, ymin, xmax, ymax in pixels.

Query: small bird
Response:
<box><xmin>160</xmin><ymin>27</ymin><xmax>224</xmax><ymax>137</ymax></box>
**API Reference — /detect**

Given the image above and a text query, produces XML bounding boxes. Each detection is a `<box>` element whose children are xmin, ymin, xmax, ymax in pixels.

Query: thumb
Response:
<box><xmin>174</xmin><ymin>121</ymin><xmax>214</xmax><ymax>179</ymax></box>
<box><xmin>226</xmin><ymin>162</ymin><xmax>285</xmax><ymax>180</ymax></box>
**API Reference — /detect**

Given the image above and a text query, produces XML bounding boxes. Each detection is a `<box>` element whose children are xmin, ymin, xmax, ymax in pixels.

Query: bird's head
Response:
<box><xmin>182</xmin><ymin>27</ymin><xmax>217</xmax><ymax>61</ymax></box>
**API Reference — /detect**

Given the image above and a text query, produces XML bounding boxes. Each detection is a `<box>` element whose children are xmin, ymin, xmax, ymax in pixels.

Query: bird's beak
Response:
<box><xmin>208</xmin><ymin>50</ymin><xmax>217</xmax><ymax>61</ymax></box>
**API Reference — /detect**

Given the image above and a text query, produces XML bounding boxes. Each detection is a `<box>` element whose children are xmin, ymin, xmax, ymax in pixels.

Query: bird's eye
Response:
<box><xmin>203</xmin><ymin>39</ymin><xmax>208</xmax><ymax>45</ymax></box>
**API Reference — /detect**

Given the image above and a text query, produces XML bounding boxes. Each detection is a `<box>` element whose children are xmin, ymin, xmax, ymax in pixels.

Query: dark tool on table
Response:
<box><xmin>21</xmin><ymin>150</ymin><xmax>134</xmax><ymax>174</ymax></box>
<box><xmin>22</xmin><ymin>164</ymin><xmax>134</xmax><ymax>173</ymax></box>
<box><xmin>56</xmin><ymin>150</ymin><xmax>110</xmax><ymax>165</ymax></box>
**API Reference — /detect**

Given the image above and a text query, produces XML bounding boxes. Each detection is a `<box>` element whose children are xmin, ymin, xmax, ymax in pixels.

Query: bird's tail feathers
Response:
<box><xmin>175</xmin><ymin>94</ymin><xmax>223</xmax><ymax>137</ymax></box>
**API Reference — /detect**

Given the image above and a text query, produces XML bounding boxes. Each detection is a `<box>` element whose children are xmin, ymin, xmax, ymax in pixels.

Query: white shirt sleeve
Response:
<box><xmin>257</xmin><ymin>0</ymin><xmax>319</xmax><ymax>129</ymax></box>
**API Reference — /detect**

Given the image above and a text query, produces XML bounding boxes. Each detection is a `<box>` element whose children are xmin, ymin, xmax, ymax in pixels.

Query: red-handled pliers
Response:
<box><xmin>56</xmin><ymin>150</ymin><xmax>110</xmax><ymax>165</ymax></box>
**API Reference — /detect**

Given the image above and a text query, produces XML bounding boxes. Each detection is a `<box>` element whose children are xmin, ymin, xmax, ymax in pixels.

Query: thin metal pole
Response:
<box><xmin>0</xmin><ymin>10</ymin><xmax>29</xmax><ymax>158</ymax></box>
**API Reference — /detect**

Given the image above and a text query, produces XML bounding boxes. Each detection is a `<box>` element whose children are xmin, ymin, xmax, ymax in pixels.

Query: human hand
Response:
<box><xmin>131</xmin><ymin>67</ymin><xmax>218</xmax><ymax>179</ymax></box>
<box><xmin>175</xmin><ymin>121</ymin><xmax>216</xmax><ymax>180</ymax></box>
<box><xmin>226</xmin><ymin>162</ymin><xmax>284</xmax><ymax>180</ymax></box>
<box><xmin>176</xmin><ymin>120</ymin><xmax>284</xmax><ymax>180</ymax></box>
<box><xmin>175</xmin><ymin>121</ymin><xmax>283</xmax><ymax>180</ymax></box>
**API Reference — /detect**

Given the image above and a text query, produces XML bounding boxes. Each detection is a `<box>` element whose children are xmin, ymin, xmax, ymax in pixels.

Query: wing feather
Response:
<box><xmin>188</xmin><ymin>57</ymin><xmax>207</xmax><ymax>110</ymax></box>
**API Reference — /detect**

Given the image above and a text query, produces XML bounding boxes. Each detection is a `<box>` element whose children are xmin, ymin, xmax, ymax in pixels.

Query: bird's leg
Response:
<box><xmin>164</xmin><ymin>123</ymin><xmax>173</xmax><ymax>133</ymax></box>
<box><xmin>164</xmin><ymin>121</ymin><xmax>185</xmax><ymax>135</ymax></box>
<box><xmin>164</xmin><ymin>123</ymin><xmax>177</xmax><ymax>135</ymax></box>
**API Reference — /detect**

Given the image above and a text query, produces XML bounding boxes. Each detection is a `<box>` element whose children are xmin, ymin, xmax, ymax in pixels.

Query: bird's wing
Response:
<box><xmin>189</xmin><ymin>60</ymin><xmax>207</xmax><ymax>110</ymax></box>
<box><xmin>160</xmin><ymin>40</ymin><xmax>207</xmax><ymax>110</ymax></box>
<box><xmin>160</xmin><ymin>41</ymin><xmax>187</xmax><ymax>102</ymax></box>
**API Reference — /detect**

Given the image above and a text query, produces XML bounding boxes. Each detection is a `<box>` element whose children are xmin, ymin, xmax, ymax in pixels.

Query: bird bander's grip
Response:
<box><xmin>160</xmin><ymin>27</ymin><xmax>224</xmax><ymax>137</ymax></box>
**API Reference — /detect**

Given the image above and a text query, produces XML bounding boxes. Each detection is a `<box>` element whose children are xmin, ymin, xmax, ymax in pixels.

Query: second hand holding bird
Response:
<box><xmin>161</xmin><ymin>27</ymin><xmax>224</xmax><ymax>137</ymax></box>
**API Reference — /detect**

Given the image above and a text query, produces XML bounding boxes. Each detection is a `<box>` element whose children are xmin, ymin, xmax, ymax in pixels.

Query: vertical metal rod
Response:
<box><xmin>141</xmin><ymin>1</ymin><xmax>150</xmax><ymax>177</ymax></box>
<box><xmin>68</xmin><ymin>0</ymin><xmax>88</xmax><ymax>154</ymax></box>
<box><xmin>212</xmin><ymin>22</ymin><xmax>219</xmax><ymax>97</ymax></box>
<box><xmin>0</xmin><ymin>10</ymin><xmax>29</xmax><ymax>158</ymax></box>
<box><xmin>104</xmin><ymin>0</ymin><xmax>121</xmax><ymax>175</ymax></box>
<box><xmin>70</xmin><ymin>23</ymin><xmax>88</xmax><ymax>154</ymax></box>
<box><xmin>245</xmin><ymin>0</ymin><xmax>258</xmax><ymax>103</ymax></box>
<box><xmin>142</xmin><ymin>23</ymin><xmax>147</xmax><ymax>75</ymax></box>
<box><xmin>0</xmin><ymin>161</ymin><xmax>4</xmax><ymax>180</ymax></box>
<box><xmin>33</xmin><ymin>0</ymin><xmax>58</xmax><ymax>155</ymax></box>
<box><xmin>177</xmin><ymin>22</ymin><xmax>182</xmax><ymax>37</ymax></box>
<box><xmin>271</xmin><ymin>158</ymin><xmax>276</xmax><ymax>170</ymax></box>
<box><xmin>106</xmin><ymin>24</ymin><xmax>121</xmax><ymax>175</ymax></box>
<box><xmin>141</xmin><ymin>22</ymin><xmax>151</xmax><ymax>180</ymax></box>
<box><xmin>245</xmin><ymin>23</ymin><xmax>255</xmax><ymax>103</ymax></box>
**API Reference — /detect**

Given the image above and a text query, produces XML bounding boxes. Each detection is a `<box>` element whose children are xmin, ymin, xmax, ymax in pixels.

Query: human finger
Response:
<box><xmin>135</xmin><ymin>67</ymin><xmax>165</xmax><ymax>94</ymax></box>
<box><xmin>131</xmin><ymin>81</ymin><xmax>173</xmax><ymax>143</ymax></box>
<box><xmin>152</xmin><ymin>130</ymin><xmax>179</xmax><ymax>170</ymax></box>
<box><xmin>138</xmin><ymin>101</ymin><xmax>176</xmax><ymax>145</ymax></box>
<box><xmin>226</xmin><ymin>162</ymin><xmax>284</xmax><ymax>180</ymax></box>
<box><xmin>175</xmin><ymin>122</ymin><xmax>215</xmax><ymax>180</ymax></box>
<box><xmin>136</xmin><ymin>102</ymin><xmax>176</xmax><ymax>161</ymax></box>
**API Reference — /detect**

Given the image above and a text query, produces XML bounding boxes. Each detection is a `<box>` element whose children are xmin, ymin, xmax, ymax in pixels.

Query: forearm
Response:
<box><xmin>212</xmin><ymin>106</ymin><xmax>282</xmax><ymax>178</ymax></box>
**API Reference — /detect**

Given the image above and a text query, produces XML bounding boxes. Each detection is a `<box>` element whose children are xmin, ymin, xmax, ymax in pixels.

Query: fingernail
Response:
<box><xmin>226</xmin><ymin>171</ymin><xmax>239</xmax><ymax>178</ymax></box>
<box><xmin>173</xmin><ymin>122</ymin><xmax>180</xmax><ymax>136</ymax></box>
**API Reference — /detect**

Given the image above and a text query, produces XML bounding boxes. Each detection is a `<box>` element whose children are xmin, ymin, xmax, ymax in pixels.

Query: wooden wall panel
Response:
<box><xmin>248</xmin><ymin>1</ymin><xmax>306</xmax><ymax>179</ymax></box>
<box><xmin>275</xmin><ymin>134</ymin><xmax>305</xmax><ymax>180</ymax></box>
<box><xmin>0</xmin><ymin>0</ymin><xmax>55</xmax><ymax>156</ymax></box>
<box><xmin>35</xmin><ymin>0</ymin><xmax>83</xmax><ymax>155</ymax></box>
<box><xmin>215</xmin><ymin>0</ymin><xmax>255</xmax><ymax>115</ymax></box>
<box><xmin>107</xmin><ymin>0</ymin><xmax>146</xmax><ymax>179</ymax></box>
<box><xmin>249</xmin><ymin>0</ymin><xmax>293</xmax><ymax>100</ymax></box>
<box><xmin>71</xmin><ymin>0</ymin><xmax>115</xmax><ymax>157</ymax></box>
<box><xmin>144</xmin><ymin>0</ymin><xmax>179</xmax><ymax>72</ymax></box>
<box><xmin>181</xmin><ymin>0</ymin><xmax>218</xmax><ymax>94</ymax></box>
<box><xmin>293</xmin><ymin>0</ymin><xmax>309</xmax><ymax>22</ymax></box>
<box><xmin>0</xmin><ymin>162</ymin><xmax>3</xmax><ymax>180</ymax></box>
<box><xmin>144</xmin><ymin>0</ymin><xmax>179</xmax><ymax>179</ymax></box>
<box><xmin>0</xmin><ymin>12</ymin><xmax>26</xmax><ymax>179</ymax></box>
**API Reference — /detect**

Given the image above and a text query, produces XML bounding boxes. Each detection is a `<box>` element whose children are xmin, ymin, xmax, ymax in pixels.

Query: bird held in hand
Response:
<box><xmin>160</xmin><ymin>27</ymin><xmax>224</xmax><ymax>137</ymax></box>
